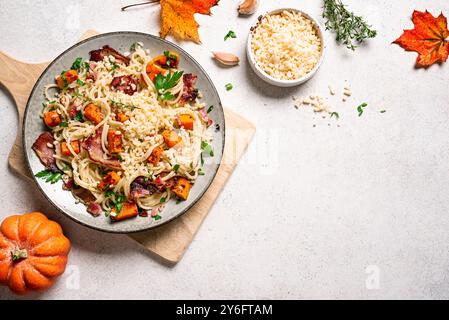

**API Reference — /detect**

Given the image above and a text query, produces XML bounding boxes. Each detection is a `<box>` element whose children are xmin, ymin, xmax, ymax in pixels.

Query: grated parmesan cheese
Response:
<box><xmin>251</xmin><ymin>10</ymin><xmax>322</xmax><ymax>81</ymax></box>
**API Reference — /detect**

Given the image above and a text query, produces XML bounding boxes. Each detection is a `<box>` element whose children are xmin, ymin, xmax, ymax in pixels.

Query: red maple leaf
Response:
<box><xmin>393</xmin><ymin>10</ymin><xmax>449</xmax><ymax>67</ymax></box>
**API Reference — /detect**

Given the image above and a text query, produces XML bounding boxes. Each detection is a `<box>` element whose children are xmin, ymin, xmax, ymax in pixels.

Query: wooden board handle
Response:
<box><xmin>0</xmin><ymin>51</ymin><xmax>47</xmax><ymax>108</ymax></box>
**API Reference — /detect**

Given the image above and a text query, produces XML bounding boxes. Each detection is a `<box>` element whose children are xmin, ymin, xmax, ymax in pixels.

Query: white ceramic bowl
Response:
<box><xmin>247</xmin><ymin>8</ymin><xmax>326</xmax><ymax>87</ymax></box>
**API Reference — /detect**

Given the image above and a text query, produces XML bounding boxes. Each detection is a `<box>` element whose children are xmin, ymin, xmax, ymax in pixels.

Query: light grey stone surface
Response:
<box><xmin>0</xmin><ymin>0</ymin><xmax>448</xmax><ymax>299</ymax></box>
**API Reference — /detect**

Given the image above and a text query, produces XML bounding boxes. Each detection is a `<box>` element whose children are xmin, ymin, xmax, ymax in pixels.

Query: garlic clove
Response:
<box><xmin>212</xmin><ymin>52</ymin><xmax>240</xmax><ymax>66</ymax></box>
<box><xmin>238</xmin><ymin>0</ymin><xmax>259</xmax><ymax>15</ymax></box>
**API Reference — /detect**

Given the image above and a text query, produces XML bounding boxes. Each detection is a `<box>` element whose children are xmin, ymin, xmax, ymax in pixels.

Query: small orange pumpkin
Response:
<box><xmin>0</xmin><ymin>212</ymin><xmax>71</xmax><ymax>294</ymax></box>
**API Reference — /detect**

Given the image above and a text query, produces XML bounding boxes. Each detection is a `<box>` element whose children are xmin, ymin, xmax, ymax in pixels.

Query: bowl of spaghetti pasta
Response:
<box><xmin>23</xmin><ymin>32</ymin><xmax>225</xmax><ymax>233</ymax></box>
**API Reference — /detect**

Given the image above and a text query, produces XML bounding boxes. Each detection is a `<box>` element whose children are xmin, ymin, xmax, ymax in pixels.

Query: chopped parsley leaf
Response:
<box><xmin>113</xmin><ymin>193</ymin><xmax>126</xmax><ymax>213</ymax></box>
<box><xmin>59</xmin><ymin>121</ymin><xmax>68</xmax><ymax>128</ymax></box>
<box><xmin>330</xmin><ymin>112</ymin><xmax>340</xmax><ymax>119</ymax></box>
<box><xmin>173</xmin><ymin>164</ymin><xmax>180</xmax><ymax>173</ymax></box>
<box><xmin>224</xmin><ymin>30</ymin><xmax>237</xmax><ymax>41</ymax></box>
<box><xmin>357</xmin><ymin>103</ymin><xmax>368</xmax><ymax>117</ymax></box>
<box><xmin>130</xmin><ymin>42</ymin><xmax>143</xmax><ymax>52</ymax></box>
<box><xmin>207</xmin><ymin>105</ymin><xmax>214</xmax><ymax>113</ymax></box>
<box><xmin>74</xmin><ymin>111</ymin><xmax>83</xmax><ymax>122</ymax></box>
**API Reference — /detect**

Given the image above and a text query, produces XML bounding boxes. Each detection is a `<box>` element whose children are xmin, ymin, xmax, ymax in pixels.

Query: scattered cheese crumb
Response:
<box><xmin>293</xmin><ymin>95</ymin><xmax>330</xmax><ymax>113</ymax></box>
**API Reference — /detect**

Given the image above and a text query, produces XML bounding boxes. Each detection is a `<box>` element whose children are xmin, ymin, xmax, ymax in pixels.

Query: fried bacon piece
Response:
<box><xmin>71</xmin><ymin>186</ymin><xmax>102</xmax><ymax>217</ymax></box>
<box><xmin>89</xmin><ymin>45</ymin><xmax>130</xmax><ymax>66</ymax></box>
<box><xmin>179</xmin><ymin>73</ymin><xmax>198</xmax><ymax>104</ymax></box>
<box><xmin>87</xmin><ymin>203</ymin><xmax>103</xmax><ymax>217</ymax></box>
<box><xmin>198</xmin><ymin>107</ymin><xmax>213</xmax><ymax>127</ymax></box>
<box><xmin>110</xmin><ymin>75</ymin><xmax>139</xmax><ymax>95</ymax></box>
<box><xmin>81</xmin><ymin>127</ymin><xmax>122</xmax><ymax>170</ymax></box>
<box><xmin>130</xmin><ymin>181</ymin><xmax>151</xmax><ymax>199</ymax></box>
<box><xmin>130</xmin><ymin>176</ymin><xmax>169</xmax><ymax>199</ymax></box>
<box><xmin>72</xmin><ymin>186</ymin><xmax>96</xmax><ymax>204</ymax></box>
<box><xmin>32</xmin><ymin>132</ymin><xmax>59</xmax><ymax>172</ymax></box>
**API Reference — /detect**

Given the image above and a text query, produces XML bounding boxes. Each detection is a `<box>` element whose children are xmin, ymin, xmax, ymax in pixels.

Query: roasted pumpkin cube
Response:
<box><xmin>56</xmin><ymin>69</ymin><xmax>78</xmax><ymax>89</ymax></box>
<box><xmin>84</xmin><ymin>103</ymin><xmax>104</xmax><ymax>124</ymax></box>
<box><xmin>146</xmin><ymin>63</ymin><xmax>166</xmax><ymax>82</ymax></box>
<box><xmin>172</xmin><ymin>177</ymin><xmax>192</xmax><ymax>201</ymax></box>
<box><xmin>43</xmin><ymin>111</ymin><xmax>61</xmax><ymax>127</ymax></box>
<box><xmin>148</xmin><ymin>146</ymin><xmax>164</xmax><ymax>165</ymax></box>
<box><xmin>151</xmin><ymin>55</ymin><xmax>167</xmax><ymax>67</ymax></box>
<box><xmin>60</xmin><ymin>140</ymin><xmax>80</xmax><ymax>156</ymax></box>
<box><xmin>178</xmin><ymin>114</ymin><xmax>194</xmax><ymax>130</ymax></box>
<box><xmin>116</xmin><ymin>113</ymin><xmax>129</xmax><ymax>123</ymax></box>
<box><xmin>162</xmin><ymin>130</ymin><xmax>182</xmax><ymax>148</ymax></box>
<box><xmin>107</xmin><ymin>129</ymin><xmax>123</xmax><ymax>153</ymax></box>
<box><xmin>111</xmin><ymin>201</ymin><xmax>138</xmax><ymax>221</ymax></box>
<box><xmin>152</xmin><ymin>52</ymin><xmax>179</xmax><ymax>69</ymax></box>
<box><xmin>98</xmin><ymin>171</ymin><xmax>121</xmax><ymax>191</ymax></box>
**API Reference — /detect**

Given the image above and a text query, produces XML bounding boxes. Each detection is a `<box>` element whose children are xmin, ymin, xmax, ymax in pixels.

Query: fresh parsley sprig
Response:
<box><xmin>71</xmin><ymin>57</ymin><xmax>83</xmax><ymax>71</ymax></box>
<box><xmin>154</xmin><ymin>71</ymin><xmax>184</xmax><ymax>101</ymax></box>
<box><xmin>323</xmin><ymin>0</ymin><xmax>377</xmax><ymax>50</ymax></box>
<box><xmin>35</xmin><ymin>170</ymin><xmax>62</xmax><ymax>184</ymax></box>
<box><xmin>201</xmin><ymin>141</ymin><xmax>214</xmax><ymax>157</ymax></box>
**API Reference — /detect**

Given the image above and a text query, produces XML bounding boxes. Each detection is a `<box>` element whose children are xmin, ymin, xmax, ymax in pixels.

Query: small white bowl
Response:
<box><xmin>247</xmin><ymin>8</ymin><xmax>326</xmax><ymax>87</ymax></box>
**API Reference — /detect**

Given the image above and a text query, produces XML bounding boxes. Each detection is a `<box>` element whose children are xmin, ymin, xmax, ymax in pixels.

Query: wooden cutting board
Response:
<box><xmin>0</xmin><ymin>30</ymin><xmax>255</xmax><ymax>265</ymax></box>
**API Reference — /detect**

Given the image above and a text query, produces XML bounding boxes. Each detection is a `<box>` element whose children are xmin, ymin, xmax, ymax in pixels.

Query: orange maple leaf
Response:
<box><xmin>160</xmin><ymin>0</ymin><xmax>219</xmax><ymax>43</ymax></box>
<box><xmin>393</xmin><ymin>10</ymin><xmax>449</xmax><ymax>67</ymax></box>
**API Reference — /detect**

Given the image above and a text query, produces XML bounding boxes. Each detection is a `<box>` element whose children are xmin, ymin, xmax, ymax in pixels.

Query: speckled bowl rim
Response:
<box><xmin>22</xmin><ymin>31</ymin><xmax>225</xmax><ymax>234</ymax></box>
<box><xmin>246</xmin><ymin>8</ymin><xmax>326</xmax><ymax>87</ymax></box>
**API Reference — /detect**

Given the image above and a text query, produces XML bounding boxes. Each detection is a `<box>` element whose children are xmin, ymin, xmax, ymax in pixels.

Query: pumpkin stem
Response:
<box><xmin>11</xmin><ymin>249</ymin><xmax>27</xmax><ymax>262</ymax></box>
